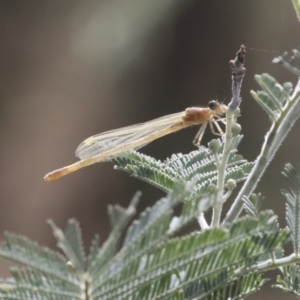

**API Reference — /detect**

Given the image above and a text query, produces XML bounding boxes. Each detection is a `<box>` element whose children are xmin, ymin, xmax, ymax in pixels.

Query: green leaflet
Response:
<box><xmin>251</xmin><ymin>74</ymin><xmax>293</xmax><ymax>122</ymax></box>
<box><xmin>282</xmin><ymin>163</ymin><xmax>300</xmax><ymax>255</ymax></box>
<box><xmin>184</xmin><ymin>271</ymin><xmax>267</xmax><ymax>300</ymax></box>
<box><xmin>112</xmin><ymin>135</ymin><xmax>252</xmax><ymax>195</ymax></box>
<box><xmin>274</xmin><ymin>264</ymin><xmax>300</xmax><ymax>297</ymax></box>
<box><xmin>273</xmin><ymin>48</ymin><xmax>300</xmax><ymax>77</ymax></box>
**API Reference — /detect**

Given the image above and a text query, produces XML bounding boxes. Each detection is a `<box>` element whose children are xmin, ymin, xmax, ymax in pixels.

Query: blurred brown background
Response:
<box><xmin>0</xmin><ymin>1</ymin><xmax>300</xmax><ymax>298</ymax></box>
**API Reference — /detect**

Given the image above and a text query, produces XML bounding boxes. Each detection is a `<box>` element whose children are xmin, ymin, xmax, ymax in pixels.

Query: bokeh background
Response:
<box><xmin>0</xmin><ymin>1</ymin><xmax>300</xmax><ymax>298</ymax></box>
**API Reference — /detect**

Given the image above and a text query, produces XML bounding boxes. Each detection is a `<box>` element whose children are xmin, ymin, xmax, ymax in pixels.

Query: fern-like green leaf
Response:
<box><xmin>243</xmin><ymin>193</ymin><xmax>264</xmax><ymax>218</ymax></box>
<box><xmin>178</xmin><ymin>194</ymin><xmax>213</xmax><ymax>230</ymax></box>
<box><xmin>274</xmin><ymin>264</ymin><xmax>300</xmax><ymax>297</ymax></box>
<box><xmin>251</xmin><ymin>73</ymin><xmax>292</xmax><ymax>121</ymax></box>
<box><xmin>63</xmin><ymin>219</ymin><xmax>86</xmax><ymax>269</ymax></box>
<box><xmin>113</xmin><ymin>153</ymin><xmax>177</xmax><ymax>192</ymax></box>
<box><xmin>282</xmin><ymin>163</ymin><xmax>300</xmax><ymax>254</ymax></box>
<box><xmin>225</xmin><ymin>162</ymin><xmax>254</xmax><ymax>183</ymax></box>
<box><xmin>0</xmin><ymin>208</ymin><xmax>289</xmax><ymax>300</ymax></box>
<box><xmin>184</xmin><ymin>271</ymin><xmax>267</xmax><ymax>300</ymax></box>
<box><xmin>89</xmin><ymin>184</ymin><xmax>217</xmax><ymax>294</ymax></box>
<box><xmin>89</xmin><ymin>192</ymin><xmax>140</xmax><ymax>275</ymax></box>
<box><xmin>0</xmin><ymin>233</ymin><xmax>78</xmax><ymax>286</ymax></box>
<box><xmin>87</xmin><ymin>234</ymin><xmax>100</xmax><ymax>270</ymax></box>
<box><xmin>131</xmin><ymin>165</ymin><xmax>176</xmax><ymax>191</ymax></box>
<box><xmin>91</xmin><ymin>228</ymin><xmax>229</xmax><ymax>299</ymax></box>
<box><xmin>4</xmin><ymin>267</ymin><xmax>81</xmax><ymax>299</ymax></box>
<box><xmin>90</xmin><ymin>213</ymin><xmax>288</xmax><ymax>300</ymax></box>
<box><xmin>47</xmin><ymin>219</ymin><xmax>86</xmax><ymax>275</ymax></box>
<box><xmin>273</xmin><ymin>48</ymin><xmax>300</xmax><ymax>76</ymax></box>
<box><xmin>94</xmin><ymin>199</ymin><xmax>173</xmax><ymax>283</ymax></box>
<box><xmin>0</xmin><ymin>234</ymin><xmax>82</xmax><ymax>299</ymax></box>
<box><xmin>112</xmin><ymin>136</ymin><xmax>252</xmax><ymax>199</ymax></box>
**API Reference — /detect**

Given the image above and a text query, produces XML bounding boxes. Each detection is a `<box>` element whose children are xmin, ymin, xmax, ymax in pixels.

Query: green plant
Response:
<box><xmin>1</xmin><ymin>14</ymin><xmax>300</xmax><ymax>300</ymax></box>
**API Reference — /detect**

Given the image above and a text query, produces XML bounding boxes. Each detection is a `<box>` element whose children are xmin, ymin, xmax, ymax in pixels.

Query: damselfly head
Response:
<box><xmin>208</xmin><ymin>100</ymin><xmax>227</xmax><ymax>116</ymax></box>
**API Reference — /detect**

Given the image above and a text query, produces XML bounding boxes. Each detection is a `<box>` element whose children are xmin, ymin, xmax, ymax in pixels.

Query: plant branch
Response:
<box><xmin>234</xmin><ymin>253</ymin><xmax>300</xmax><ymax>279</ymax></box>
<box><xmin>198</xmin><ymin>212</ymin><xmax>209</xmax><ymax>229</ymax></box>
<box><xmin>210</xmin><ymin>45</ymin><xmax>246</xmax><ymax>227</ymax></box>
<box><xmin>224</xmin><ymin>78</ymin><xmax>300</xmax><ymax>223</ymax></box>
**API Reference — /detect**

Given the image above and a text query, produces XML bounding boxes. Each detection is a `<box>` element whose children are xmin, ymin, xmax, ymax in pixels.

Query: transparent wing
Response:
<box><xmin>75</xmin><ymin>112</ymin><xmax>184</xmax><ymax>160</ymax></box>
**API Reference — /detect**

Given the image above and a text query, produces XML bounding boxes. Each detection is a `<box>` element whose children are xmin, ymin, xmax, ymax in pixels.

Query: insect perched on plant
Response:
<box><xmin>44</xmin><ymin>100</ymin><xmax>227</xmax><ymax>181</ymax></box>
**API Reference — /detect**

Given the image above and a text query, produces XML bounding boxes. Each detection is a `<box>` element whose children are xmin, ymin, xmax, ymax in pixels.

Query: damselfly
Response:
<box><xmin>44</xmin><ymin>100</ymin><xmax>227</xmax><ymax>181</ymax></box>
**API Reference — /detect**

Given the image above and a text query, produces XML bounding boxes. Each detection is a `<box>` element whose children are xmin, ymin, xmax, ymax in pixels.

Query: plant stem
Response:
<box><xmin>211</xmin><ymin>45</ymin><xmax>246</xmax><ymax>227</ymax></box>
<box><xmin>198</xmin><ymin>213</ymin><xmax>209</xmax><ymax>229</ymax></box>
<box><xmin>211</xmin><ymin>109</ymin><xmax>235</xmax><ymax>227</ymax></box>
<box><xmin>234</xmin><ymin>253</ymin><xmax>300</xmax><ymax>278</ymax></box>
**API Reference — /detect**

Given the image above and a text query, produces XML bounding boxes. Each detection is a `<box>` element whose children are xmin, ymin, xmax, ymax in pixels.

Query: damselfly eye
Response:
<box><xmin>208</xmin><ymin>101</ymin><xmax>219</xmax><ymax>110</ymax></box>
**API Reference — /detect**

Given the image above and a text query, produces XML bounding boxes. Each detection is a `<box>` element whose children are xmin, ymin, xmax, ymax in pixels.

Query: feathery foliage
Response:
<box><xmin>0</xmin><ymin>206</ymin><xmax>289</xmax><ymax>300</ymax></box>
<box><xmin>282</xmin><ymin>163</ymin><xmax>300</xmax><ymax>254</ymax></box>
<box><xmin>243</xmin><ymin>194</ymin><xmax>264</xmax><ymax>218</ymax></box>
<box><xmin>273</xmin><ymin>48</ymin><xmax>300</xmax><ymax>77</ymax></box>
<box><xmin>185</xmin><ymin>271</ymin><xmax>267</xmax><ymax>300</ymax></box>
<box><xmin>112</xmin><ymin>135</ymin><xmax>253</xmax><ymax>195</ymax></box>
<box><xmin>250</xmin><ymin>73</ymin><xmax>293</xmax><ymax>122</ymax></box>
<box><xmin>225</xmin><ymin>49</ymin><xmax>300</xmax><ymax>224</ymax></box>
<box><xmin>275</xmin><ymin>264</ymin><xmax>300</xmax><ymax>297</ymax></box>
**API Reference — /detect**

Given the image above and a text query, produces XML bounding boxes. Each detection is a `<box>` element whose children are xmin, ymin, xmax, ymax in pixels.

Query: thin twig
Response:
<box><xmin>229</xmin><ymin>45</ymin><xmax>247</xmax><ymax>111</ymax></box>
